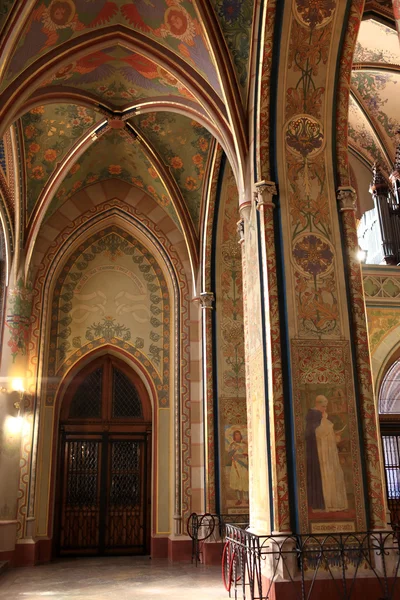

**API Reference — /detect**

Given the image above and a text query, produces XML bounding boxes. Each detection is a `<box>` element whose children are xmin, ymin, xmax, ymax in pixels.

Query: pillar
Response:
<box><xmin>200</xmin><ymin>291</ymin><xmax>216</xmax><ymax>513</ymax></box>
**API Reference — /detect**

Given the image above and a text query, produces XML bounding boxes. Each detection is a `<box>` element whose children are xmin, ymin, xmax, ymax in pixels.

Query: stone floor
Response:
<box><xmin>0</xmin><ymin>556</ymin><xmax>228</xmax><ymax>600</ymax></box>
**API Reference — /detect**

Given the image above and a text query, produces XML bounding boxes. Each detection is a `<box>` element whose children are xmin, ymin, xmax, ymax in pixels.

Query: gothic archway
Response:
<box><xmin>54</xmin><ymin>354</ymin><xmax>152</xmax><ymax>556</ymax></box>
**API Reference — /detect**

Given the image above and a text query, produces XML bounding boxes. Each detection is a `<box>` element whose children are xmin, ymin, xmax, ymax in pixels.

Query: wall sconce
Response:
<box><xmin>2</xmin><ymin>377</ymin><xmax>26</xmax><ymax>418</ymax></box>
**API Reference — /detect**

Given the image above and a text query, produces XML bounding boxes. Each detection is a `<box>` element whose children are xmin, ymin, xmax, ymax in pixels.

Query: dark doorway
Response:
<box><xmin>56</xmin><ymin>356</ymin><xmax>151</xmax><ymax>555</ymax></box>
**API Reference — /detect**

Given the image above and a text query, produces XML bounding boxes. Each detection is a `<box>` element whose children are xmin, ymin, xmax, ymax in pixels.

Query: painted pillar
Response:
<box><xmin>337</xmin><ymin>186</ymin><xmax>390</xmax><ymax>528</ymax></box>
<box><xmin>238</xmin><ymin>201</ymin><xmax>271</xmax><ymax>533</ymax></box>
<box><xmin>0</xmin><ymin>260</ymin><xmax>32</xmax><ymax>561</ymax></box>
<box><xmin>255</xmin><ymin>181</ymin><xmax>290</xmax><ymax>533</ymax></box>
<box><xmin>270</xmin><ymin>0</ymin><xmax>387</xmax><ymax>533</ymax></box>
<box><xmin>200</xmin><ymin>291</ymin><xmax>216</xmax><ymax>513</ymax></box>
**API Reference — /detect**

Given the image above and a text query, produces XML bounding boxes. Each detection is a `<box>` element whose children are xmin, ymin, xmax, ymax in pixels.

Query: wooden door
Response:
<box><xmin>57</xmin><ymin>356</ymin><xmax>151</xmax><ymax>555</ymax></box>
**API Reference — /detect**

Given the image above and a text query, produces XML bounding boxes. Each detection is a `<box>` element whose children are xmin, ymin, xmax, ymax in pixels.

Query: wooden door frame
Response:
<box><xmin>54</xmin><ymin>354</ymin><xmax>152</xmax><ymax>556</ymax></box>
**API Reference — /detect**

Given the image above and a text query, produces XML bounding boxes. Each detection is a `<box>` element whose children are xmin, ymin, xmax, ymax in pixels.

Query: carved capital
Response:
<box><xmin>237</xmin><ymin>219</ymin><xmax>245</xmax><ymax>245</ymax></box>
<box><xmin>199</xmin><ymin>292</ymin><xmax>214</xmax><ymax>309</ymax></box>
<box><xmin>337</xmin><ymin>186</ymin><xmax>357</xmax><ymax>212</ymax></box>
<box><xmin>255</xmin><ymin>180</ymin><xmax>277</xmax><ymax>209</ymax></box>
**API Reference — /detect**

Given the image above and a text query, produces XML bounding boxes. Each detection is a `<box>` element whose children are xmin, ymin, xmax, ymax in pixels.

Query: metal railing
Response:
<box><xmin>223</xmin><ymin>525</ymin><xmax>400</xmax><ymax>599</ymax></box>
<box><xmin>186</xmin><ymin>513</ymin><xmax>249</xmax><ymax>565</ymax></box>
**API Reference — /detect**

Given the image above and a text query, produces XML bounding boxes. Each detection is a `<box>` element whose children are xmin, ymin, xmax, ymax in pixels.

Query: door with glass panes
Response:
<box><xmin>56</xmin><ymin>356</ymin><xmax>151</xmax><ymax>555</ymax></box>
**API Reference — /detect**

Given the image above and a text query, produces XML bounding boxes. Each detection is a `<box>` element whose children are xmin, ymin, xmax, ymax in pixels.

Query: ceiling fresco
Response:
<box><xmin>21</xmin><ymin>103</ymin><xmax>102</xmax><ymax>217</ymax></box>
<box><xmin>210</xmin><ymin>0</ymin><xmax>254</xmax><ymax>97</ymax></box>
<box><xmin>131</xmin><ymin>111</ymin><xmax>211</xmax><ymax>227</ymax></box>
<box><xmin>45</xmin><ymin>128</ymin><xmax>180</xmax><ymax>226</ymax></box>
<box><xmin>348</xmin><ymin>16</ymin><xmax>399</xmax><ymax>189</ymax></box>
<box><xmin>348</xmin><ymin>95</ymin><xmax>389</xmax><ymax>170</ymax></box>
<box><xmin>351</xmin><ymin>70</ymin><xmax>400</xmax><ymax>147</ymax></box>
<box><xmin>354</xmin><ymin>19</ymin><xmax>400</xmax><ymax>63</ymax></box>
<box><xmin>3</xmin><ymin>0</ymin><xmax>221</xmax><ymax>96</ymax></box>
<box><xmin>40</xmin><ymin>45</ymin><xmax>195</xmax><ymax>106</ymax></box>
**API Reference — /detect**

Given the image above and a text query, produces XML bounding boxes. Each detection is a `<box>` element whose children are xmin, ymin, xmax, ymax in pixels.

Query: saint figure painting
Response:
<box><xmin>305</xmin><ymin>395</ymin><xmax>348</xmax><ymax>512</ymax></box>
<box><xmin>227</xmin><ymin>430</ymin><xmax>249</xmax><ymax>506</ymax></box>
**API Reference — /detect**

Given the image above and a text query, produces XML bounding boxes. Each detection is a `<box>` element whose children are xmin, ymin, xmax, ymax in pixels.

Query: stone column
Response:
<box><xmin>255</xmin><ymin>180</ymin><xmax>290</xmax><ymax>534</ymax></box>
<box><xmin>238</xmin><ymin>200</ymin><xmax>272</xmax><ymax>533</ymax></box>
<box><xmin>200</xmin><ymin>291</ymin><xmax>216</xmax><ymax>513</ymax></box>
<box><xmin>337</xmin><ymin>186</ymin><xmax>389</xmax><ymax>529</ymax></box>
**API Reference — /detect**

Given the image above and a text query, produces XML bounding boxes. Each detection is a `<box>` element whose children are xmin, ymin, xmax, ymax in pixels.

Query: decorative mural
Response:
<box><xmin>46</xmin><ymin>129</ymin><xmax>180</xmax><ymax>226</ymax></box>
<box><xmin>133</xmin><ymin>111</ymin><xmax>212</xmax><ymax>228</ymax></box>
<box><xmin>6</xmin><ymin>278</ymin><xmax>33</xmax><ymax>363</ymax></box>
<box><xmin>275</xmin><ymin>0</ymin><xmax>384</xmax><ymax>532</ymax></box>
<box><xmin>365</xmin><ymin>308</ymin><xmax>400</xmax><ymax>355</ymax></box>
<box><xmin>210</xmin><ymin>0</ymin><xmax>254</xmax><ymax>96</ymax></box>
<box><xmin>351</xmin><ymin>70</ymin><xmax>400</xmax><ymax>144</ymax></box>
<box><xmin>4</xmin><ymin>0</ymin><xmax>221</xmax><ymax>96</ymax></box>
<box><xmin>215</xmin><ymin>163</ymin><xmax>247</xmax><ymax>513</ymax></box>
<box><xmin>49</xmin><ymin>226</ymin><xmax>170</xmax><ymax>407</ymax></box>
<box><xmin>348</xmin><ymin>97</ymin><xmax>389</xmax><ymax>170</ymax></box>
<box><xmin>353</xmin><ymin>19</ymin><xmax>400</xmax><ymax>64</ymax></box>
<box><xmin>21</xmin><ymin>103</ymin><xmax>101</xmax><ymax>217</ymax></box>
<box><xmin>0</xmin><ymin>139</ymin><xmax>7</xmax><ymax>179</ymax></box>
<box><xmin>41</xmin><ymin>46</ymin><xmax>195</xmax><ymax>106</ymax></box>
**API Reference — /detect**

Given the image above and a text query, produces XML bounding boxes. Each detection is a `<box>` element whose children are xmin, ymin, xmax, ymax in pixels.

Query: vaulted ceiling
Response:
<box><xmin>0</xmin><ymin>0</ymin><xmax>256</xmax><ymax>279</ymax></box>
<box><xmin>348</xmin><ymin>8</ymin><xmax>400</xmax><ymax>214</ymax></box>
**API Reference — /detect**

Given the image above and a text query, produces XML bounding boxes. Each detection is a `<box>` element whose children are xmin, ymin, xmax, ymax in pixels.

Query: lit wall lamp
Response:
<box><xmin>2</xmin><ymin>377</ymin><xmax>26</xmax><ymax>418</ymax></box>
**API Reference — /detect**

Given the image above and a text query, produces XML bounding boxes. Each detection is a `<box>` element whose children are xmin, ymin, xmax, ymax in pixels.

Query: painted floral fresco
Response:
<box><xmin>365</xmin><ymin>308</ymin><xmax>400</xmax><ymax>354</ymax></box>
<box><xmin>353</xmin><ymin>19</ymin><xmax>400</xmax><ymax>64</ymax></box>
<box><xmin>6</xmin><ymin>278</ymin><xmax>33</xmax><ymax>363</ymax></box>
<box><xmin>348</xmin><ymin>96</ymin><xmax>389</xmax><ymax>170</ymax></box>
<box><xmin>351</xmin><ymin>70</ymin><xmax>400</xmax><ymax>144</ymax></box>
<box><xmin>52</xmin><ymin>227</ymin><xmax>170</xmax><ymax>406</ymax></box>
<box><xmin>21</xmin><ymin>103</ymin><xmax>101</xmax><ymax>217</ymax></box>
<box><xmin>41</xmin><ymin>46</ymin><xmax>195</xmax><ymax>106</ymax></box>
<box><xmin>4</xmin><ymin>0</ymin><xmax>221</xmax><ymax>96</ymax></box>
<box><xmin>215</xmin><ymin>163</ymin><xmax>247</xmax><ymax>513</ymax></box>
<box><xmin>133</xmin><ymin>111</ymin><xmax>212</xmax><ymax>228</ymax></box>
<box><xmin>46</xmin><ymin>128</ymin><xmax>180</xmax><ymax>226</ymax></box>
<box><xmin>210</xmin><ymin>0</ymin><xmax>253</xmax><ymax>95</ymax></box>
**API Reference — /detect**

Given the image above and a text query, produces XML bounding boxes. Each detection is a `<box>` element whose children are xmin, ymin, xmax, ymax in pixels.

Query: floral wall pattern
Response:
<box><xmin>46</xmin><ymin>129</ymin><xmax>180</xmax><ymax>226</ymax></box>
<box><xmin>49</xmin><ymin>226</ymin><xmax>170</xmax><ymax>407</ymax></box>
<box><xmin>41</xmin><ymin>46</ymin><xmax>195</xmax><ymax>106</ymax></box>
<box><xmin>215</xmin><ymin>163</ymin><xmax>247</xmax><ymax>513</ymax></box>
<box><xmin>133</xmin><ymin>111</ymin><xmax>212</xmax><ymax>228</ymax></box>
<box><xmin>210</xmin><ymin>0</ymin><xmax>254</xmax><ymax>96</ymax></box>
<box><xmin>21</xmin><ymin>103</ymin><xmax>101</xmax><ymax>217</ymax></box>
<box><xmin>4</xmin><ymin>0</ymin><xmax>221</xmax><ymax>96</ymax></box>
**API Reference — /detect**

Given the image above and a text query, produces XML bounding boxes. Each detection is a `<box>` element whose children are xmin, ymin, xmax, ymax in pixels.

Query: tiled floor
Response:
<box><xmin>0</xmin><ymin>556</ymin><xmax>228</xmax><ymax>600</ymax></box>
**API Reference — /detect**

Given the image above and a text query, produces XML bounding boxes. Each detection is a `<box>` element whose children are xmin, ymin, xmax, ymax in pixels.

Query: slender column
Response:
<box><xmin>337</xmin><ymin>187</ymin><xmax>388</xmax><ymax>528</ymax></box>
<box><xmin>200</xmin><ymin>291</ymin><xmax>216</xmax><ymax>513</ymax></box>
<box><xmin>255</xmin><ymin>181</ymin><xmax>290</xmax><ymax>533</ymax></box>
<box><xmin>238</xmin><ymin>200</ymin><xmax>271</xmax><ymax>533</ymax></box>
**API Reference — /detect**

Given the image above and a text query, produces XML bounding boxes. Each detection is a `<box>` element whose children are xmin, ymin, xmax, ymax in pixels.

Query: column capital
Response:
<box><xmin>239</xmin><ymin>201</ymin><xmax>252</xmax><ymax>220</ymax></box>
<box><xmin>337</xmin><ymin>186</ymin><xmax>357</xmax><ymax>212</ymax></box>
<box><xmin>255</xmin><ymin>180</ymin><xmax>277</xmax><ymax>209</ymax></box>
<box><xmin>199</xmin><ymin>292</ymin><xmax>214</xmax><ymax>309</ymax></box>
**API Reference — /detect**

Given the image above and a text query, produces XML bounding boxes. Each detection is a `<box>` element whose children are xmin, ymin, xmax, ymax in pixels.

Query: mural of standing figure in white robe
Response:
<box><xmin>314</xmin><ymin>395</ymin><xmax>348</xmax><ymax>512</ymax></box>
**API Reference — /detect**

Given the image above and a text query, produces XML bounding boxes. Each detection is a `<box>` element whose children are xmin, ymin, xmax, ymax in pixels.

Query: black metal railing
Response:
<box><xmin>186</xmin><ymin>513</ymin><xmax>249</xmax><ymax>565</ymax></box>
<box><xmin>223</xmin><ymin>525</ymin><xmax>400</xmax><ymax>600</ymax></box>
